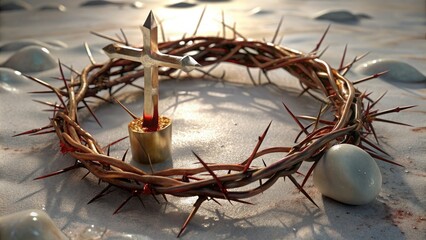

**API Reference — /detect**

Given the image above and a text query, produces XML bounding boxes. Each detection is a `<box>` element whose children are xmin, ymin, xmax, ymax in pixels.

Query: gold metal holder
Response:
<box><xmin>128</xmin><ymin>116</ymin><xmax>172</xmax><ymax>164</ymax></box>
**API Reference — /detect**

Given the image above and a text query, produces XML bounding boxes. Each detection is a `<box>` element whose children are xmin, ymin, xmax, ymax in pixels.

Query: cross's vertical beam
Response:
<box><xmin>141</xmin><ymin>11</ymin><xmax>159</xmax><ymax>131</ymax></box>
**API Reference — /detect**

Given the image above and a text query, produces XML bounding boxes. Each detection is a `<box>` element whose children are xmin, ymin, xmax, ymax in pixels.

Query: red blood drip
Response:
<box><xmin>142</xmin><ymin>103</ymin><xmax>159</xmax><ymax>132</ymax></box>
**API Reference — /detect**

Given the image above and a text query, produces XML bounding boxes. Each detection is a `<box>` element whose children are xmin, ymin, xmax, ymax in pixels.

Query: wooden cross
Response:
<box><xmin>103</xmin><ymin>11</ymin><xmax>200</xmax><ymax>131</ymax></box>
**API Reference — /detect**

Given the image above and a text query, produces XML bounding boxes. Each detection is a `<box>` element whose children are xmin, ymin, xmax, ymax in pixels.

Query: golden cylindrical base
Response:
<box><xmin>128</xmin><ymin>116</ymin><xmax>172</xmax><ymax>164</ymax></box>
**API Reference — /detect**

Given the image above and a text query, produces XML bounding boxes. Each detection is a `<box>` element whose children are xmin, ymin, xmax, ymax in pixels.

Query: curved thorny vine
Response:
<box><xmin>17</xmin><ymin>17</ymin><xmax>412</xmax><ymax>237</ymax></box>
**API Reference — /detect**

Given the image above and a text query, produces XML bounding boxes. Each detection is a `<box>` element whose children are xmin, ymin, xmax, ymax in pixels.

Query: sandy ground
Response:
<box><xmin>1</xmin><ymin>0</ymin><xmax>425</xmax><ymax>239</ymax></box>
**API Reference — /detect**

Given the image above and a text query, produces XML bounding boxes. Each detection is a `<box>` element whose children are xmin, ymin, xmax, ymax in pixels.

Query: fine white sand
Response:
<box><xmin>1</xmin><ymin>0</ymin><xmax>425</xmax><ymax>239</ymax></box>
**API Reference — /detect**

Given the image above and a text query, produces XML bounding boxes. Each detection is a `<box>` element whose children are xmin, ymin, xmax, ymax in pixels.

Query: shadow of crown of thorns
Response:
<box><xmin>16</xmin><ymin>9</ymin><xmax>413</xmax><ymax>237</ymax></box>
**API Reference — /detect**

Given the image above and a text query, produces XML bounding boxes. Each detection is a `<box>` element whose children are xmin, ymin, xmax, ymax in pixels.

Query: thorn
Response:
<box><xmin>113</xmin><ymin>194</ymin><xmax>133</xmax><ymax>215</ymax></box>
<box><xmin>34</xmin><ymin>163</ymin><xmax>82</xmax><ymax>180</ymax></box>
<box><xmin>177</xmin><ymin>196</ymin><xmax>207</xmax><ymax>237</ymax></box>
<box><xmin>360</xmin><ymin>136</ymin><xmax>391</xmax><ymax>157</ymax></box>
<box><xmin>373</xmin><ymin>118</ymin><xmax>413</xmax><ymax>127</ymax></box>
<box><xmin>318</xmin><ymin>45</ymin><xmax>329</xmax><ymax>58</ymax></box>
<box><xmin>311</xmin><ymin>24</ymin><xmax>330</xmax><ymax>53</ymax></box>
<box><xmin>365</xmin><ymin>150</ymin><xmax>404</xmax><ymax>167</ymax></box>
<box><xmin>192</xmin><ymin>6</ymin><xmax>206</xmax><ymax>36</ymax></box>
<box><xmin>221</xmin><ymin>10</ymin><xmax>226</xmax><ymax>38</ymax></box>
<box><xmin>339</xmin><ymin>44</ymin><xmax>348</xmax><ymax>70</ymax></box>
<box><xmin>301</xmin><ymin>161</ymin><xmax>319</xmax><ymax>188</ymax></box>
<box><xmin>353</xmin><ymin>70</ymin><xmax>389</xmax><ymax>85</ymax></box>
<box><xmin>103</xmin><ymin>136</ymin><xmax>128</xmax><ymax>151</ymax></box>
<box><xmin>370</xmin><ymin>105</ymin><xmax>416</xmax><ymax>118</ymax></box>
<box><xmin>84</xmin><ymin>42</ymin><xmax>96</xmax><ymax>65</ymax></box>
<box><xmin>243</xmin><ymin>121</ymin><xmax>272</xmax><ymax>173</ymax></box>
<box><xmin>13</xmin><ymin>125</ymin><xmax>53</xmax><ymax>137</ymax></box>
<box><xmin>91</xmin><ymin>31</ymin><xmax>124</xmax><ymax>44</ymax></box>
<box><xmin>282</xmin><ymin>103</ymin><xmax>309</xmax><ymax>135</ymax></box>
<box><xmin>112</xmin><ymin>96</ymin><xmax>138</xmax><ymax>119</ymax></box>
<box><xmin>369</xmin><ymin>91</ymin><xmax>388</xmax><ymax>110</ymax></box>
<box><xmin>122</xmin><ymin>148</ymin><xmax>129</xmax><ymax>162</ymax></box>
<box><xmin>192</xmin><ymin>151</ymin><xmax>230</xmax><ymax>201</ymax></box>
<box><xmin>288</xmin><ymin>175</ymin><xmax>319</xmax><ymax>208</ymax></box>
<box><xmin>87</xmin><ymin>184</ymin><xmax>113</xmax><ymax>204</ymax></box>
<box><xmin>272</xmin><ymin>16</ymin><xmax>284</xmax><ymax>44</ymax></box>
<box><xmin>368</xmin><ymin>121</ymin><xmax>379</xmax><ymax>144</ymax></box>
<box><xmin>29</xmin><ymin>129</ymin><xmax>56</xmax><ymax>136</ymax></box>
<box><xmin>120</xmin><ymin>28</ymin><xmax>129</xmax><ymax>45</ymax></box>
<box><xmin>82</xmin><ymin>100</ymin><xmax>103</xmax><ymax>128</ymax></box>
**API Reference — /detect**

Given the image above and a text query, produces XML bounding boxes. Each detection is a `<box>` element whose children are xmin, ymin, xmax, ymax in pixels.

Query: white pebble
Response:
<box><xmin>0</xmin><ymin>209</ymin><xmax>68</xmax><ymax>240</ymax></box>
<box><xmin>313</xmin><ymin>144</ymin><xmax>382</xmax><ymax>205</ymax></box>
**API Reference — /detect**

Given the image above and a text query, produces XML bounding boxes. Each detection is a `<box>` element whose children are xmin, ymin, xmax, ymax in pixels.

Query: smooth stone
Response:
<box><xmin>313</xmin><ymin>144</ymin><xmax>382</xmax><ymax>205</ymax></box>
<box><xmin>0</xmin><ymin>68</ymin><xmax>27</xmax><ymax>93</ymax></box>
<box><xmin>38</xmin><ymin>4</ymin><xmax>67</xmax><ymax>12</ymax></box>
<box><xmin>0</xmin><ymin>67</ymin><xmax>27</xmax><ymax>85</ymax></box>
<box><xmin>0</xmin><ymin>39</ymin><xmax>66</xmax><ymax>52</ymax></box>
<box><xmin>2</xmin><ymin>46</ymin><xmax>57</xmax><ymax>73</ymax></box>
<box><xmin>80</xmin><ymin>0</ymin><xmax>125</xmax><ymax>7</ymax></box>
<box><xmin>314</xmin><ymin>10</ymin><xmax>369</xmax><ymax>23</ymax></box>
<box><xmin>167</xmin><ymin>2</ymin><xmax>197</xmax><ymax>8</ymax></box>
<box><xmin>0</xmin><ymin>209</ymin><xmax>68</xmax><ymax>240</ymax></box>
<box><xmin>131</xmin><ymin>1</ymin><xmax>144</xmax><ymax>9</ymax></box>
<box><xmin>248</xmin><ymin>7</ymin><xmax>273</xmax><ymax>16</ymax></box>
<box><xmin>356</xmin><ymin>59</ymin><xmax>426</xmax><ymax>83</ymax></box>
<box><xmin>0</xmin><ymin>1</ymin><xmax>31</xmax><ymax>11</ymax></box>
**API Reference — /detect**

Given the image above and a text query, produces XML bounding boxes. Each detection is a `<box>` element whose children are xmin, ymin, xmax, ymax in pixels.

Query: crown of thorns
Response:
<box><xmin>17</xmin><ymin>11</ymin><xmax>412</xmax><ymax>237</ymax></box>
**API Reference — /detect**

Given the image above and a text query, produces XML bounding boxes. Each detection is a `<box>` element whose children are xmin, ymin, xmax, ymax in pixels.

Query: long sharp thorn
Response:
<box><xmin>360</xmin><ymin>136</ymin><xmax>391</xmax><ymax>157</ymax></box>
<box><xmin>373</xmin><ymin>118</ymin><xmax>413</xmax><ymax>127</ymax></box>
<box><xmin>32</xmin><ymin>99</ymin><xmax>63</xmax><ymax>109</ymax></box>
<box><xmin>13</xmin><ymin>125</ymin><xmax>53</xmax><ymax>137</ymax></box>
<box><xmin>192</xmin><ymin>151</ymin><xmax>230</xmax><ymax>201</ymax></box>
<box><xmin>283</xmin><ymin>103</ymin><xmax>309</xmax><ymax>135</ymax></box>
<box><xmin>370</xmin><ymin>91</ymin><xmax>387</xmax><ymax>110</ymax></box>
<box><xmin>113</xmin><ymin>195</ymin><xmax>133</xmax><ymax>215</ymax></box>
<box><xmin>230</xmin><ymin>199</ymin><xmax>254</xmax><ymax>205</ymax></box>
<box><xmin>365</xmin><ymin>150</ymin><xmax>404</xmax><ymax>167</ymax></box>
<box><xmin>107</xmin><ymin>145</ymin><xmax>111</xmax><ymax>156</ymax></box>
<box><xmin>314</xmin><ymin>104</ymin><xmax>324</xmax><ymax>131</ymax></box>
<box><xmin>311</xmin><ymin>24</ymin><xmax>330</xmax><ymax>53</ymax></box>
<box><xmin>354</xmin><ymin>70</ymin><xmax>389</xmax><ymax>85</ymax></box>
<box><xmin>103</xmin><ymin>136</ymin><xmax>128</xmax><ymax>150</ymax></box>
<box><xmin>370</xmin><ymin>105</ymin><xmax>416</xmax><ymax>118</ymax></box>
<box><xmin>91</xmin><ymin>31</ymin><xmax>123</xmax><ymax>44</ymax></box>
<box><xmin>81</xmin><ymin>170</ymin><xmax>91</xmax><ymax>180</ymax></box>
<box><xmin>368</xmin><ymin>122</ymin><xmax>379</xmax><ymax>144</ymax></box>
<box><xmin>58</xmin><ymin>59</ymin><xmax>70</xmax><ymax>95</ymax></box>
<box><xmin>288</xmin><ymin>175</ymin><xmax>319</xmax><ymax>208</ymax></box>
<box><xmin>318</xmin><ymin>45</ymin><xmax>329</xmax><ymax>58</ymax></box>
<box><xmin>339</xmin><ymin>44</ymin><xmax>348</xmax><ymax>70</ymax></box>
<box><xmin>177</xmin><ymin>196</ymin><xmax>207</xmax><ymax>237</ymax></box>
<box><xmin>221</xmin><ymin>10</ymin><xmax>226</xmax><ymax>38</ymax></box>
<box><xmin>25</xmin><ymin>75</ymin><xmax>67</xmax><ymax>112</ymax></box>
<box><xmin>243</xmin><ymin>121</ymin><xmax>272</xmax><ymax>172</ymax></box>
<box><xmin>87</xmin><ymin>184</ymin><xmax>113</xmax><ymax>204</ymax></box>
<box><xmin>192</xmin><ymin>6</ymin><xmax>206</xmax><ymax>36</ymax></box>
<box><xmin>112</xmin><ymin>97</ymin><xmax>138</xmax><ymax>119</ymax></box>
<box><xmin>83</xmin><ymin>100</ymin><xmax>103</xmax><ymax>128</ymax></box>
<box><xmin>301</xmin><ymin>161</ymin><xmax>319</xmax><ymax>188</ymax></box>
<box><xmin>272</xmin><ymin>16</ymin><xmax>284</xmax><ymax>44</ymax></box>
<box><xmin>136</xmin><ymin>195</ymin><xmax>146</xmax><ymax>208</ymax></box>
<box><xmin>120</xmin><ymin>28</ymin><xmax>129</xmax><ymax>45</ymax></box>
<box><xmin>84</xmin><ymin>42</ymin><xmax>96</xmax><ymax>65</ymax></box>
<box><xmin>34</xmin><ymin>164</ymin><xmax>82</xmax><ymax>180</ymax></box>
<box><xmin>29</xmin><ymin>129</ymin><xmax>56</xmax><ymax>136</ymax></box>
